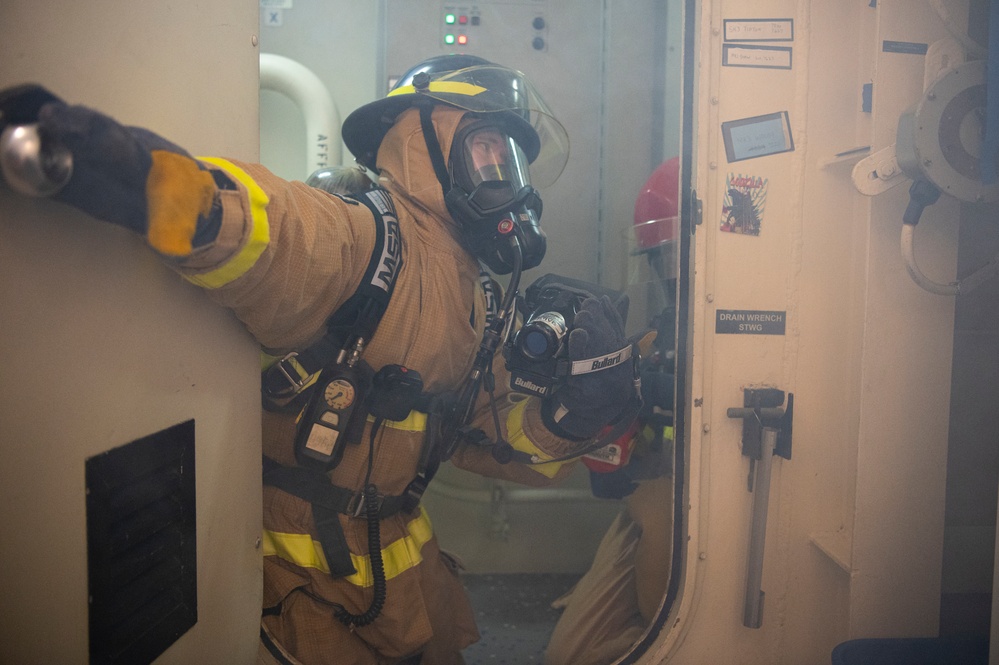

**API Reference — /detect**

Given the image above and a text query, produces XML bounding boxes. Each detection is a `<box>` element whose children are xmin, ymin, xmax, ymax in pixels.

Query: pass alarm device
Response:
<box><xmin>294</xmin><ymin>364</ymin><xmax>372</xmax><ymax>470</ymax></box>
<box><xmin>293</xmin><ymin>363</ymin><xmax>425</xmax><ymax>471</ymax></box>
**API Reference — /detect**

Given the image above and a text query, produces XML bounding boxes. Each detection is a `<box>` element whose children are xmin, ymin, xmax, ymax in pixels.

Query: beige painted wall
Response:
<box><xmin>0</xmin><ymin>1</ymin><xmax>263</xmax><ymax>663</ymax></box>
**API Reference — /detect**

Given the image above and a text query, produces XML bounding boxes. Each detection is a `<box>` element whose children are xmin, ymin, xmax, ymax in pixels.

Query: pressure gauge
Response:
<box><xmin>324</xmin><ymin>378</ymin><xmax>355</xmax><ymax>410</ymax></box>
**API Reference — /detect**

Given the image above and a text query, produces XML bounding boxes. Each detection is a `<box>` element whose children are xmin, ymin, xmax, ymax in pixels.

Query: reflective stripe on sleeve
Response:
<box><xmin>505</xmin><ymin>399</ymin><xmax>571</xmax><ymax>478</ymax></box>
<box><xmin>184</xmin><ymin>157</ymin><xmax>270</xmax><ymax>289</ymax></box>
<box><xmin>262</xmin><ymin>506</ymin><xmax>434</xmax><ymax>588</ymax></box>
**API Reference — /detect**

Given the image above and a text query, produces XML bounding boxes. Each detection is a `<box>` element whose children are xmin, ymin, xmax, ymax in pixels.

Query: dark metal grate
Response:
<box><xmin>86</xmin><ymin>420</ymin><xmax>197</xmax><ymax>665</ymax></box>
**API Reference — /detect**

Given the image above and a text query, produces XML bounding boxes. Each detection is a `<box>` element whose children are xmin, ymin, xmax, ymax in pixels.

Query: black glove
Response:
<box><xmin>589</xmin><ymin>467</ymin><xmax>639</xmax><ymax>499</ymax></box>
<box><xmin>0</xmin><ymin>84</ymin><xmax>222</xmax><ymax>255</ymax></box>
<box><xmin>542</xmin><ymin>295</ymin><xmax>636</xmax><ymax>439</ymax></box>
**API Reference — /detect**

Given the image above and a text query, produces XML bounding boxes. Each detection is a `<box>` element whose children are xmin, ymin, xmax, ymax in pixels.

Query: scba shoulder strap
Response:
<box><xmin>258</xmin><ymin>188</ymin><xmax>421</xmax><ymax>628</ymax></box>
<box><xmin>261</xmin><ymin>187</ymin><xmax>402</xmax><ymax>407</ymax></box>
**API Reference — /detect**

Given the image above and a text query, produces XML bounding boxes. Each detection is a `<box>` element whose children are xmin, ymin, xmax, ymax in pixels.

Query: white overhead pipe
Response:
<box><xmin>259</xmin><ymin>53</ymin><xmax>341</xmax><ymax>178</ymax></box>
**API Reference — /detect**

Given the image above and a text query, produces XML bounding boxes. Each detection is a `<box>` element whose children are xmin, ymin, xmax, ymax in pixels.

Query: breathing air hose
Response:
<box><xmin>333</xmin><ymin>424</ymin><xmax>387</xmax><ymax>628</ymax></box>
<box><xmin>438</xmin><ymin>236</ymin><xmax>524</xmax><ymax>461</ymax></box>
<box><xmin>332</xmin><ymin>483</ymin><xmax>386</xmax><ymax>628</ymax></box>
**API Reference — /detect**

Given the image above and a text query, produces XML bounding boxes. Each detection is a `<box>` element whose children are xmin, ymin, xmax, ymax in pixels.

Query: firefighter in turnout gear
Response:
<box><xmin>0</xmin><ymin>55</ymin><xmax>640</xmax><ymax>664</ymax></box>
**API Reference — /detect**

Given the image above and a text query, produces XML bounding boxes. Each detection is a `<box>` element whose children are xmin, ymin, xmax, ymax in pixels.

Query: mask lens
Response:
<box><xmin>462</xmin><ymin>128</ymin><xmax>531</xmax><ymax>190</ymax></box>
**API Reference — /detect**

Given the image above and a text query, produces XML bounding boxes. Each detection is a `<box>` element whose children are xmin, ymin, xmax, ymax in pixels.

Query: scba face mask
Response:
<box><xmin>445</xmin><ymin>120</ymin><xmax>546</xmax><ymax>274</ymax></box>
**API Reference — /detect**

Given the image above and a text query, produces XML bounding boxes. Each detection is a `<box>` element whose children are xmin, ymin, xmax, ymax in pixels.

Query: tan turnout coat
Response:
<box><xmin>171</xmin><ymin>105</ymin><xmax>580</xmax><ymax>664</ymax></box>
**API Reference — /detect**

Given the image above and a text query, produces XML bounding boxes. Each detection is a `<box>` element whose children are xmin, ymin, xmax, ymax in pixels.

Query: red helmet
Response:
<box><xmin>633</xmin><ymin>156</ymin><xmax>680</xmax><ymax>251</ymax></box>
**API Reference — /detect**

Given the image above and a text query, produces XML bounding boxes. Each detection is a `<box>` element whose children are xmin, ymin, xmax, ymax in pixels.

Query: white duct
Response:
<box><xmin>259</xmin><ymin>53</ymin><xmax>341</xmax><ymax>177</ymax></box>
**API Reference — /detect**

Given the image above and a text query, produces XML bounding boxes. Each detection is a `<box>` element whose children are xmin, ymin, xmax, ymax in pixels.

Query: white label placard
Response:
<box><xmin>724</xmin><ymin>19</ymin><xmax>794</xmax><ymax>42</ymax></box>
<box><xmin>722</xmin><ymin>44</ymin><xmax>793</xmax><ymax>69</ymax></box>
<box><xmin>721</xmin><ymin>111</ymin><xmax>794</xmax><ymax>162</ymax></box>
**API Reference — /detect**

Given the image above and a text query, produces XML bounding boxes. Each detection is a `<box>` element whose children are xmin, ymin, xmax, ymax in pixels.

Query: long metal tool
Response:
<box><xmin>727</xmin><ymin>389</ymin><xmax>793</xmax><ymax>630</ymax></box>
<box><xmin>743</xmin><ymin>425</ymin><xmax>778</xmax><ymax>628</ymax></box>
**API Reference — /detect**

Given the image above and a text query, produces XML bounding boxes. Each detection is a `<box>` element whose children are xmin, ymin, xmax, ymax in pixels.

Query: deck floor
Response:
<box><xmin>460</xmin><ymin>573</ymin><xmax>580</xmax><ymax>665</ymax></box>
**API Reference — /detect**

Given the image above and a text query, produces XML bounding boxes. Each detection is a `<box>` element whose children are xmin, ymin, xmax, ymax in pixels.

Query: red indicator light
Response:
<box><xmin>498</xmin><ymin>219</ymin><xmax>514</xmax><ymax>234</ymax></box>
<box><xmin>458</xmin><ymin>15</ymin><xmax>468</xmax><ymax>24</ymax></box>
<box><xmin>457</xmin><ymin>34</ymin><xmax>468</xmax><ymax>45</ymax></box>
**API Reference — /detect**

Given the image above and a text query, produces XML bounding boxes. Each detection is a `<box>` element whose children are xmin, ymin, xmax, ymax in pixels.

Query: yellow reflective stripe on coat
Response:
<box><xmin>388</xmin><ymin>80</ymin><xmax>487</xmax><ymax>98</ymax></box>
<box><xmin>506</xmin><ymin>399</ymin><xmax>570</xmax><ymax>478</ymax></box>
<box><xmin>262</xmin><ymin>506</ymin><xmax>434</xmax><ymax>587</ymax></box>
<box><xmin>184</xmin><ymin>157</ymin><xmax>270</xmax><ymax>289</ymax></box>
<box><xmin>367</xmin><ymin>410</ymin><xmax>428</xmax><ymax>432</ymax></box>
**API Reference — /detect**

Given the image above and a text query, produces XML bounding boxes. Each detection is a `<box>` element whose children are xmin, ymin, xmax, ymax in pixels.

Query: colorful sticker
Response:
<box><xmin>721</xmin><ymin>173</ymin><xmax>768</xmax><ymax>236</ymax></box>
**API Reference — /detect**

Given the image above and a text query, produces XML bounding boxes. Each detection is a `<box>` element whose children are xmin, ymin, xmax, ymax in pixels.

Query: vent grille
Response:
<box><xmin>86</xmin><ymin>420</ymin><xmax>197</xmax><ymax>665</ymax></box>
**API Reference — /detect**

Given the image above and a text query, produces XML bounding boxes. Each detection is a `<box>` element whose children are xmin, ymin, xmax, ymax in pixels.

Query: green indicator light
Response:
<box><xmin>444</xmin><ymin>33</ymin><xmax>455</xmax><ymax>44</ymax></box>
<box><xmin>445</xmin><ymin>14</ymin><xmax>456</xmax><ymax>24</ymax></box>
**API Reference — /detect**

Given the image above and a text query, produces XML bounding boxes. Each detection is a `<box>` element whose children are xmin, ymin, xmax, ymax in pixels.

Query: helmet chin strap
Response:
<box><xmin>418</xmin><ymin>104</ymin><xmax>454</xmax><ymax>201</ymax></box>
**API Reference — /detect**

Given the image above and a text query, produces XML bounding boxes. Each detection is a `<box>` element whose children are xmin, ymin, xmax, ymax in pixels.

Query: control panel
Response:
<box><xmin>441</xmin><ymin>5</ymin><xmax>548</xmax><ymax>52</ymax></box>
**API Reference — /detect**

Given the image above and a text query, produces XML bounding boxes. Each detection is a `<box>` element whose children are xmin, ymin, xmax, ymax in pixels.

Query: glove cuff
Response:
<box><xmin>540</xmin><ymin>398</ymin><xmax>589</xmax><ymax>441</ymax></box>
<box><xmin>146</xmin><ymin>150</ymin><xmax>217</xmax><ymax>256</ymax></box>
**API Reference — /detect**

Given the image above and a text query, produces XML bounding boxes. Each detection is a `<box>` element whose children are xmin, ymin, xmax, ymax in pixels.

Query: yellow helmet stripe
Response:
<box><xmin>261</xmin><ymin>506</ymin><xmax>434</xmax><ymax>587</ymax></box>
<box><xmin>183</xmin><ymin>157</ymin><xmax>271</xmax><ymax>289</ymax></box>
<box><xmin>387</xmin><ymin>80</ymin><xmax>487</xmax><ymax>98</ymax></box>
